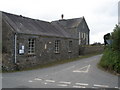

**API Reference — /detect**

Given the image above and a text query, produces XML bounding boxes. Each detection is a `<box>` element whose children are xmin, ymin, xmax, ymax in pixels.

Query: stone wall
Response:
<box><xmin>79</xmin><ymin>46</ymin><xmax>104</xmax><ymax>55</ymax></box>
<box><xmin>15</xmin><ymin>34</ymin><xmax>79</xmax><ymax>70</ymax></box>
<box><xmin>2</xmin><ymin>19</ymin><xmax>79</xmax><ymax>71</ymax></box>
<box><xmin>2</xmin><ymin>19</ymin><xmax>15</xmax><ymax>71</ymax></box>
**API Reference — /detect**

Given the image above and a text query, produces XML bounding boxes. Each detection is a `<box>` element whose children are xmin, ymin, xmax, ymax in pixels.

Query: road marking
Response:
<box><xmin>57</xmin><ymin>84</ymin><xmax>68</xmax><ymax>87</ymax></box>
<box><xmin>73</xmin><ymin>64</ymin><xmax>90</xmax><ymax>73</ymax></box>
<box><xmin>73</xmin><ymin>85</ymin><xmax>86</xmax><ymax>88</ymax></box>
<box><xmin>28</xmin><ymin>80</ymin><xmax>33</xmax><ymax>82</ymax></box>
<box><xmin>92</xmin><ymin>87</ymin><xmax>97</xmax><ymax>88</ymax></box>
<box><xmin>93</xmin><ymin>84</ymin><xmax>109</xmax><ymax>88</ymax></box>
<box><xmin>115</xmin><ymin>87</ymin><xmax>118</xmax><ymax>88</ymax></box>
<box><xmin>75</xmin><ymin>83</ymin><xmax>88</xmax><ymax>86</ymax></box>
<box><xmin>59</xmin><ymin>81</ymin><xmax>71</xmax><ymax>84</ymax></box>
<box><xmin>44</xmin><ymin>83</ymin><xmax>47</xmax><ymax>85</ymax></box>
<box><xmin>45</xmin><ymin>80</ymin><xmax>55</xmax><ymax>83</ymax></box>
<box><xmin>34</xmin><ymin>78</ymin><xmax>42</xmax><ymax>81</ymax></box>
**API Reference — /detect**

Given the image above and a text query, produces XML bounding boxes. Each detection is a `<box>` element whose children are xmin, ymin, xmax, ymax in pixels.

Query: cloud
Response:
<box><xmin>0</xmin><ymin>0</ymin><xmax>119</xmax><ymax>44</ymax></box>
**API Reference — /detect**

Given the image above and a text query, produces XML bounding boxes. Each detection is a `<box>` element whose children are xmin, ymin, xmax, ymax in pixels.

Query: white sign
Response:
<box><xmin>19</xmin><ymin>45</ymin><xmax>25</xmax><ymax>54</ymax></box>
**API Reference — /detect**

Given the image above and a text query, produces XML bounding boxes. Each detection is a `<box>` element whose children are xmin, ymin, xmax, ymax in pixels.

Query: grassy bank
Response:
<box><xmin>99</xmin><ymin>25</ymin><xmax>120</xmax><ymax>75</ymax></box>
<box><xmin>99</xmin><ymin>47</ymin><xmax>120</xmax><ymax>74</ymax></box>
<box><xmin>3</xmin><ymin>52</ymin><xmax>102</xmax><ymax>73</ymax></box>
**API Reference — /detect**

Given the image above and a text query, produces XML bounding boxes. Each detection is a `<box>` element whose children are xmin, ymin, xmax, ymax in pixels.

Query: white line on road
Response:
<box><xmin>73</xmin><ymin>85</ymin><xmax>86</xmax><ymax>88</ymax></box>
<box><xmin>73</xmin><ymin>64</ymin><xmax>91</xmax><ymax>73</ymax></box>
<box><xmin>28</xmin><ymin>80</ymin><xmax>33</xmax><ymax>82</ymax></box>
<box><xmin>57</xmin><ymin>84</ymin><xmax>68</xmax><ymax>87</ymax></box>
<box><xmin>93</xmin><ymin>84</ymin><xmax>109</xmax><ymax>88</ymax></box>
<box><xmin>75</xmin><ymin>83</ymin><xmax>88</xmax><ymax>86</ymax></box>
<box><xmin>45</xmin><ymin>80</ymin><xmax>55</xmax><ymax>83</ymax></box>
<box><xmin>73</xmin><ymin>70</ymin><xmax>86</xmax><ymax>73</ymax></box>
<box><xmin>34</xmin><ymin>78</ymin><xmax>42</xmax><ymax>81</ymax></box>
<box><xmin>59</xmin><ymin>81</ymin><xmax>71</xmax><ymax>84</ymax></box>
<box><xmin>44</xmin><ymin>83</ymin><xmax>47</xmax><ymax>85</ymax></box>
<box><xmin>92</xmin><ymin>87</ymin><xmax>97</xmax><ymax>88</ymax></box>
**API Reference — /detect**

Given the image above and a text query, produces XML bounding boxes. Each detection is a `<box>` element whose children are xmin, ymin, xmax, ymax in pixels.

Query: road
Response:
<box><xmin>2</xmin><ymin>54</ymin><xmax>119</xmax><ymax>88</ymax></box>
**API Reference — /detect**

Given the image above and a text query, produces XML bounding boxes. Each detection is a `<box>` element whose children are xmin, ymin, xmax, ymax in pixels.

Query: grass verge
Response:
<box><xmin>97</xmin><ymin>63</ymin><xmax>120</xmax><ymax>76</ymax></box>
<box><xmin>98</xmin><ymin>47</ymin><xmax>120</xmax><ymax>75</ymax></box>
<box><xmin>3</xmin><ymin>52</ymin><xmax>102</xmax><ymax>73</ymax></box>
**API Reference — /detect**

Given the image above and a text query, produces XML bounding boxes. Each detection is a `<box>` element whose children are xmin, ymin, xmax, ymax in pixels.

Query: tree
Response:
<box><xmin>112</xmin><ymin>25</ymin><xmax>120</xmax><ymax>51</ymax></box>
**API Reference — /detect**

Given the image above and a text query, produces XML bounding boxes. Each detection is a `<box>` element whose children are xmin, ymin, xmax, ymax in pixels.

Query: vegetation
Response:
<box><xmin>99</xmin><ymin>25</ymin><xmax>120</xmax><ymax>74</ymax></box>
<box><xmin>91</xmin><ymin>42</ymin><xmax>102</xmax><ymax>46</ymax></box>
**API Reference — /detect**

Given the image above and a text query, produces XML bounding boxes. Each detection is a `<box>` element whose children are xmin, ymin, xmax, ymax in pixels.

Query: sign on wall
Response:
<box><xmin>19</xmin><ymin>43</ymin><xmax>24</xmax><ymax>54</ymax></box>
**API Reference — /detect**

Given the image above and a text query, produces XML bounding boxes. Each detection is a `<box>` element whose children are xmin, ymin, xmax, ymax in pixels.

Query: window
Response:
<box><xmin>28</xmin><ymin>38</ymin><xmax>35</xmax><ymax>54</ymax></box>
<box><xmin>82</xmin><ymin>32</ymin><xmax>84</xmax><ymax>39</ymax></box>
<box><xmin>84</xmin><ymin>33</ymin><xmax>86</xmax><ymax>39</ymax></box>
<box><xmin>82</xmin><ymin>33</ymin><xmax>86</xmax><ymax>39</ymax></box>
<box><xmin>86</xmin><ymin>34</ymin><xmax>88</xmax><ymax>45</ymax></box>
<box><xmin>55</xmin><ymin>40</ymin><xmax>60</xmax><ymax>53</ymax></box>
<box><xmin>68</xmin><ymin>41</ymin><xmax>72</xmax><ymax>52</ymax></box>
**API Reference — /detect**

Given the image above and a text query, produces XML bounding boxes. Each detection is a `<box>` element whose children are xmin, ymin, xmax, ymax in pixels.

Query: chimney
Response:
<box><xmin>61</xmin><ymin>14</ymin><xmax>64</xmax><ymax>20</ymax></box>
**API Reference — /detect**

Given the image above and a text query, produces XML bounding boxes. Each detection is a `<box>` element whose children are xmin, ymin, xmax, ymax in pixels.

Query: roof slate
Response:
<box><xmin>2</xmin><ymin>12</ymin><xmax>72</xmax><ymax>38</ymax></box>
<box><xmin>52</xmin><ymin>18</ymin><xmax>83</xmax><ymax>29</ymax></box>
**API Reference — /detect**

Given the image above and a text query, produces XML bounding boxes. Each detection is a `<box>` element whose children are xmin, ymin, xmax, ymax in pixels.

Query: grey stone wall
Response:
<box><xmin>15</xmin><ymin>34</ymin><xmax>79</xmax><ymax>70</ymax></box>
<box><xmin>77</xmin><ymin>20</ymin><xmax>90</xmax><ymax>45</ymax></box>
<box><xmin>2</xmin><ymin>19</ymin><xmax>79</xmax><ymax>71</ymax></box>
<box><xmin>79</xmin><ymin>46</ymin><xmax>104</xmax><ymax>55</ymax></box>
<box><xmin>2</xmin><ymin>19</ymin><xmax>15</xmax><ymax>71</ymax></box>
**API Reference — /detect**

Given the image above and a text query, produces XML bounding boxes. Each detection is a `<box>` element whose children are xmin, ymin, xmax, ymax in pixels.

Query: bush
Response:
<box><xmin>99</xmin><ymin>47</ymin><xmax>120</xmax><ymax>73</ymax></box>
<box><xmin>99</xmin><ymin>25</ymin><xmax>120</xmax><ymax>74</ymax></box>
<box><xmin>112</xmin><ymin>25</ymin><xmax>120</xmax><ymax>51</ymax></box>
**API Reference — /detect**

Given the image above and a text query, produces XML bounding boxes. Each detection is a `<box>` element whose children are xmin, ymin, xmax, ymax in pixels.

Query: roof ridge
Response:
<box><xmin>2</xmin><ymin>11</ymin><xmax>50</xmax><ymax>23</ymax></box>
<box><xmin>52</xmin><ymin>17</ymin><xmax>83</xmax><ymax>22</ymax></box>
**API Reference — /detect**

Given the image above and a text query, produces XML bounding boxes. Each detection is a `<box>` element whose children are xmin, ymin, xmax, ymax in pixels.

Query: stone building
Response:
<box><xmin>52</xmin><ymin>17</ymin><xmax>90</xmax><ymax>45</ymax></box>
<box><xmin>1</xmin><ymin>11</ymin><xmax>90</xmax><ymax>71</ymax></box>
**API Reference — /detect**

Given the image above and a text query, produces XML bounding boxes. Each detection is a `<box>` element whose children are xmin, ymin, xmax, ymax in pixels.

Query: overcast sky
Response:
<box><xmin>0</xmin><ymin>0</ymin><xmax>119</xmax><ymax>44</ymax></box>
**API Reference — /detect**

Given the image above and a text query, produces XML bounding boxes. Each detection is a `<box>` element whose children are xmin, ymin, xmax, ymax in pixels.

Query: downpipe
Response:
<box><xmin>14</xmin><ymin>34</ymin><xmax>17</xmax><ymax>64</ymax></box>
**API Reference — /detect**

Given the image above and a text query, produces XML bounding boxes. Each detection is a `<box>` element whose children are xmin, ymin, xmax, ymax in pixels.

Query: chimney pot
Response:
<box><xmin>61</xmin><ymin>14</ymin><xmax>64</xmax><ymax>19</ymax></box>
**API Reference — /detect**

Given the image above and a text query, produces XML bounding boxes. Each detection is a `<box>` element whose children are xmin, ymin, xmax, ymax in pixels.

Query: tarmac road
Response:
<box><xmin>2</xmin><ymin>54</ymin><xmax>119</xmax><ymax>89</ymax></box>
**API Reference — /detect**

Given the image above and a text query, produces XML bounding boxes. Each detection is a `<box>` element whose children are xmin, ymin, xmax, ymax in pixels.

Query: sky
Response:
<box><xmin>0</xmin><ymin>0</ymin><xmax>119</xmax><ymax>44</ymax></box>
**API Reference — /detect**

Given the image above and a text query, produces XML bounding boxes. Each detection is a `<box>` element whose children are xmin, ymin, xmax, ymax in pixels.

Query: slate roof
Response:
<box><xmin>52</xmin><ymin>18</ymin><xmax>83</xmax><ymax>29</ymax></box>
<box><xmin>2</xmin><ymin>11</ymin><xmax>72</xmax><ymax>38</ymax></box>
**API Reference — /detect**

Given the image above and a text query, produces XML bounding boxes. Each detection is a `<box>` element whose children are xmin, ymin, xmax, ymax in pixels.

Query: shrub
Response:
<box><xmin>99</xmin><ymin>47</ymin><xmax>120</xmax><ymax>73</ymax></box>
<box><xmin>112</xmin><ymin>25</ymin><xmax>120</xmax><ymax>51</ymax></box>
<box><xmin>99</xmin><ymin>25</ymin><xmax>120</xmax><ymax>74</ymax></box>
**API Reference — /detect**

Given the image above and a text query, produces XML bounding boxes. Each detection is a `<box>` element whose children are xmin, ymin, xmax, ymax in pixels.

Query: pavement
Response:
<box><xmin>2</xmin><ymin>54</ymin><xmax>119</xmax><ymax>89</ymax></box>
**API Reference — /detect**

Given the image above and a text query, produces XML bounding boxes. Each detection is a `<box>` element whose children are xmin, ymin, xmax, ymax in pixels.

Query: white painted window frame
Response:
<box><xmin>55</xmin><ymin>40</ymin><xmax>60</xmax><ymax>53</ymax></box>
<box><xmin>28</xmin><ymin>38</ymin><xmax>35</xmax><ymax>54</ymax></box>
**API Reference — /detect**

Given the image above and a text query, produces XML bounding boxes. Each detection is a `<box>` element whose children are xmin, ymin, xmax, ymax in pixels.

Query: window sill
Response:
<box><xmin>27</xmin><ymin>53</ymin><xmax>36</xmax><ymax>57</ymax></box>
<box><xmin>54</xmin><ymin>52</ymin><xmax>60</xmax><ymax>54</ymax></box>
